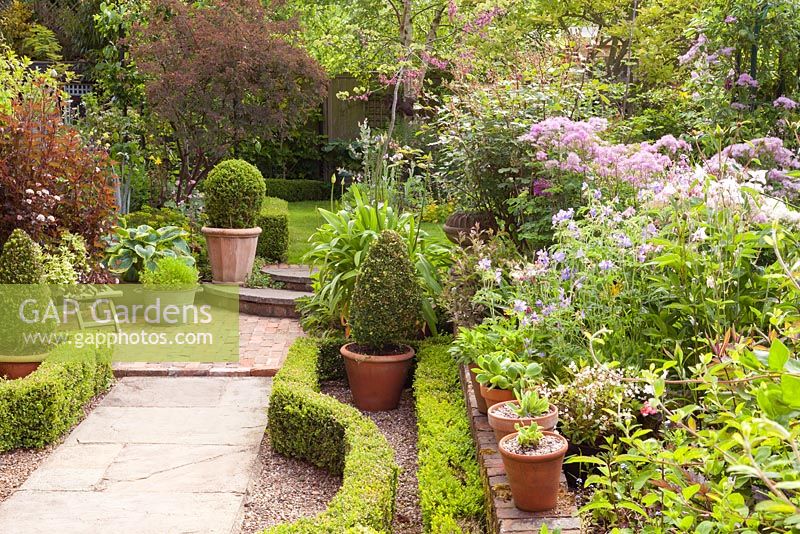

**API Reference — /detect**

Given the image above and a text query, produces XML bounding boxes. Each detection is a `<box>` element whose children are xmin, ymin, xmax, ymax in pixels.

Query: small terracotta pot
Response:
<box><xmin>468</xmin><ymin>367</ymin><xmax>488</xmax><ymax>413</ymax></box>
<box><xmin>488</xmin><ymin>401</ymin><xmax>558</xmax><ymax>441</ymax></box>
<box><xmin>341</xmin><ymin>343</ymin><xmax>415</xmax><ymax>412</ymax></box>
<box><xmin>479</xmin><ymin>384</ymin><xmax>515</xmax><ymax>408</ymax></box>
<box><xmin>0</xmin><ymin>361</ymin><xmax>41</xmax><ymax>379</ymax></box>
<box><xmin>499</xmin><ymin>430</ymin><xmax>568</xmax><ymax>512</ymax></box>
<box><xmin>202</xmin><ymin>227</ymin><xmax>262</xmax><ymax>284</ymax></box>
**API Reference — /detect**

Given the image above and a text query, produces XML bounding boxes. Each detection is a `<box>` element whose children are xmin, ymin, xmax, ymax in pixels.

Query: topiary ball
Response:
<box><xmin>203</xmin><ymin>159</ymin><xmax>266</xmax><ymax>229</ymax></box>
<box><xmin>0</xmin><ymin>229</ymin><xmax>44</xmax><ymax>284</ymax></box>
<box><xmin>349</xmin><ymin>230</ymin><xmax>421</xmax><ymax>351</ymax></box>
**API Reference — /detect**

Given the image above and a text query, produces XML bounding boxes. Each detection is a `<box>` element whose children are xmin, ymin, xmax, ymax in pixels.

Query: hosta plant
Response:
<box><xmin>102</xmin><ymin>225</ymin><xmax>194</xmax><ymax>282</ymax></box>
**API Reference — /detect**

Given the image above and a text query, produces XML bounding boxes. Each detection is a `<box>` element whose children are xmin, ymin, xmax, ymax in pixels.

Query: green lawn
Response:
<box><xmin>287</xmin><ymin>201</ymin><xmax>447</xmax><ymax>264</ymax></box>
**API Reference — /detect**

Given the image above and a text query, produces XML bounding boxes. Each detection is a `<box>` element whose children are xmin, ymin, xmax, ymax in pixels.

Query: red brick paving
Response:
<box><xmin>113</xmin><ymin>314</ymin><xmax>303</xmax><ymax>377</ymax></box>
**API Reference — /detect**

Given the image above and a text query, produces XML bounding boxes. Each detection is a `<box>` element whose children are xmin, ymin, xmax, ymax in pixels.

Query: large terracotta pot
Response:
<box><xmin>479</xmin><ymin>384</ymin><xmax>515</xmax><ymax>409</ymax></box>
<box><xmin>499</xmin><ymin>430</ymin><xmax>568</xmax><ymax>512</ymax></box>
<box><xmin>468</xmin><ymin>366</ymin><xmax>489</xmax><ymax>413</ymax></box>
<box><xmin>442</xmin><ymin>211</ymin><xmax>498</xmax><ymax>244</ymax></box>
<box><xmin>202</xmin><ymin>227</ymin><xmax>262</xmax><ymax>284</ymax></box>
<box><xmin>488</xmin><ymin>400</ymin><xmax>558</xmax><ymax>441</ymax></box>
<box><xmin>341</xmin><ymin>343</ymin><xmax>415</xmax><ymax>412</ymax></box>
<box><xmin>0</xmin><ymin>361</ymin><xmax>41</xmax><ymax>379</ymax></box>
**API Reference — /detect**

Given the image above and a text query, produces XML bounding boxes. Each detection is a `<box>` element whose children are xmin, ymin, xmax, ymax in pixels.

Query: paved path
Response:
<box><xmin>0</xmin><ymin>377</ymin><xmax>271</xmax><ymax>533</ymax></box>
<box><xmin>113</xmin><ymin>314</ymin><xmax>303</xmax><ymax>377</ymax></box>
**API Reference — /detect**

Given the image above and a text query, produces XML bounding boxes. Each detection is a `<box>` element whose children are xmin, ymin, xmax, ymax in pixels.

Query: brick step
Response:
<box><xmin>261</xmin><ymin>265</ymin><xmax>316</xmax><ymax>292</ymax></box>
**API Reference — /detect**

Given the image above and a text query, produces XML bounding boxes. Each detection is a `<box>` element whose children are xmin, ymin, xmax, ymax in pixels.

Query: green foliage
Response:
<box><xmin>0</xmin><ymin>0</ymin><xmax>62</xmax><ymax>61</ymax></box>
<box><xmin>0</xmin><ymin>344</ymin><xmax>113</xmax><ymax>451</ymax></box>
<box><xmin>515</xmin><ymin>422</ymin><xmax>544</xmax><ymax>448</ymax></box>
<box><xmin>244</xmin><ymin>257</ymin><xmax>273</xmax><ymax>289</ymax></box>
<box><xmin>512</xmin><ymin>390</ymin><xmax>550</xmax><ymax>418</ymax></box>
<box><xmin>0</xmin><ymin>229</ymin><xmax>43</xmax><ymax>284</ymax></box>
<box><xmin>203</xmin><ymin>160</ymin><xmax>266</xmax><ymax>229</ymax></box>
<box><xmin>102</xmin><ymin>225</ymin><xmax>195</xmax><ymax>282</ymax></box>
<box><xmin>267</xmin><ymin>338</ymin><xmax>398</xmax><ymax>532</ymax></box>
<box><xmin>139</xmin><ymin>256</ymin><xmax>198</xmax><ymax>290</ymax></box>
<box><xmin>41</xmin><ymin>232</ymin><xmax>90</xmax><ymax>285</ymax></box>
<box><xmin>471</xmin><ymin>354</ymin><xmax>542</xmax><ymax>392</ymax></box>
<box><xmin>124</xmin><ymin>206</ymin><xmax>191</xmax><ymax>230</ymax></box>
<box><xmin>350</xmin><ymin>230</ymin><xmax>422</xmax><ymax>350</ymax></box>
<box><xmin>264</xmin><ymin>178</ymin><xmax>331</xmax><ymax>202</ymax></box>
<box><xmin>302</xmin><ymin>186</ymin><xmax>451</xmax><ymax>334</ymax></box>
<box><xmin>316</xmin><ymin>334</ymin><xmax>348</xmax><ymax>381</ymax></box>
<box><xmin>255</xmin><ymin>197</ymin><xmax>289</xmax><ymax>263</ymax></box>
<box><xmin>414</xmin><ymin>340</ymin><xmax>485</xmax><ymax>533</ymax></box>
<box><xmin>578</xmin><ymin>342</ymin><xmax>800</xmax><ymax>532</ymax></box>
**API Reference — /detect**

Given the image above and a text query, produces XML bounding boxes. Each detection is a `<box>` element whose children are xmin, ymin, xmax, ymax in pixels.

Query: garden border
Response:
<box><xmin>266</xmin><ymin>337</ymin><xmax>398</xmax><ymax>533</ymax></box>
<box><xmin>459</xmin><ymin>364</ymin><xmax>581</xmax><ymax>533</ymax></box>
<box><xmin>0</xmin><ymin>344</ymin><xmax>113</xmax><ymax>452</ymax></box>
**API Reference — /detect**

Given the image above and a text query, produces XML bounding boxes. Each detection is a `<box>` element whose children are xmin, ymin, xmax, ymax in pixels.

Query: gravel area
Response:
<box><xmin>241</xmin><ymin>433</ymin><xmax>342</xmax><ymax>533</ymax></box>
<box><xmin>0</xmin><ymin>390</ymin><xmax>108</xmax><ymax>503</ymax></box>
<box><xmin>323</xmin><ymin>380</ymin><xmax>422</xmax><ymax>534</ymax></box>
<box><xmin>502</xmin><ymin>434</ymin><xmax>564</xmax><ymax>456</ymax></box>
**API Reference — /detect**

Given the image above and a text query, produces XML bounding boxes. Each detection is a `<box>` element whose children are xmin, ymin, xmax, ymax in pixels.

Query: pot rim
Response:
<box><xmin>488</xmin><ymin>400</ymin><xmax>557</xmax><ymax>422</ymax></box>
<box><xmin>479</xmin><ymin>383</ymin><xmax>513</xmax><ymax>395</ymax></box>
<box><xmin>201</xmin><ymin>226</ymin><xmax>262</xmax><ymax>237</ymax></box>
<box><xmin>340</xmin><ymin>342</ymin><xmax>415</xmax><ymax>363</ymax></box>
<box><xmin>499</xmin><ymin>431</ymin><xmax>568</xmax><ymax>462</ymax></box>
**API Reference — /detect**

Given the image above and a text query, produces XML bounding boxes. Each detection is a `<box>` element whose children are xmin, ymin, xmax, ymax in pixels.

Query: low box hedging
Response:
<box><xmin>267</xmin><ymin>337</ymin><xmax>398</xmax><ymax>533</ymax></box>
<box><xmin>264</xmin><ymin>179</ymin><xmax>330</xmax><ymax>202</ymax></box>
<box><xmin>414</xmin><ymin>339</ymin><xmax>485</xmax><ymax>533</ymax></box>
<box><xmin>256</xmin><ymin>197</ymin><xmax>289</xmax><ymax>263</ymax></box>
<box><xmin>0</xmin><ymin>343</ymin><xmax>113</xmax><ymax>452</ymax></box>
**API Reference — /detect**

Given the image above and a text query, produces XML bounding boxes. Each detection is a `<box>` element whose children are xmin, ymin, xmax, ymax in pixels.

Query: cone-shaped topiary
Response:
<box><xmin>0</xmin><ymin>229</ymin><xmax>44</xmax><ymax>284</ymax></box>
<box><xmin>350</xmin><ymin>230</ymin><xmax>421</xmax><ymax>351</ymax></box>
<box><xmin>203</xmin><ymin>159</ymin><xmax>266</xmax><ymax>228</ymax></box>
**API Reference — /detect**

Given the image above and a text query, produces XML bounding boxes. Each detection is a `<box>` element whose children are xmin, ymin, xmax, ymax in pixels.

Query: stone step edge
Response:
<box><xmin>113</xmin><ymin>363</ymin><xmax>278</xmax><ymax>378</ymax></box>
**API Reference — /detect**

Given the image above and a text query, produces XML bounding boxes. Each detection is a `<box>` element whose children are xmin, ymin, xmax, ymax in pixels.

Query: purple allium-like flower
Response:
<box><xmin>774</xmin><ymin>96</ymin><xmax>798</xmax><ymax>110</ymax></box>
<box><xmin>736</xmin><ymin>73</ymin><xmax>759</xmax><ymax>88</ymax></box>
<box><xmin>553</xmin><ymin>251</ymin><xmax>566</xmax><ymax>263</ymax></box>
<box><xmin>477</xmin><ymin>257</ymin><xmax>491</xmax><ymax>271</ymax></box>
<box><xmin>615</xmin><ymin>233</ymin><xmax>633</xmax><ymax>248</ymax></box>
<box><xmin>512</xmin><ymin>299</ymin><xmax>528</xmax><ymax>313</ymax></box>
<box><xmin>561</xmin><ymin>267</ymin><xmax>572</xmax><ymax>281</ymax></box>
<box><xmin>593</xmin><ymin>189</ymin><xmax>602</xmax><ymax>200</ymax></box>
<box><xmin>598</xmin><ymin>260</ymin><xmax>615</xmax><ymax>271</ymax></box>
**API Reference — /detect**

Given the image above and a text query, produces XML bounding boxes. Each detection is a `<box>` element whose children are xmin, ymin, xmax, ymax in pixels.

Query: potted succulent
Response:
<box><xmin>473</xmin><ymin>353</ymin><xmax>542</xmax><ymax>409</ymax></box>
<box><xmin>340</xmin><ymin>230</ymin><xmax>422</xmax><ymax>411</ymax></box>
<box><xmin>499</xmin><ymin>422</ymin><xmax>568</xmax><ymax>512</ymax></box>
<box><xmin>488</xmin><ymin>389</ymin><xmax>558</xmax><ymax>441</ymax></box>
<box><xmin>201</xmin><ymin>159</ymin><xmax>266</xmax><ymax>284</ymax></box>
<box><xmin>139</xmin><ymin>257</ymin><xmax>200</xmax><ymax>325</ymax></box>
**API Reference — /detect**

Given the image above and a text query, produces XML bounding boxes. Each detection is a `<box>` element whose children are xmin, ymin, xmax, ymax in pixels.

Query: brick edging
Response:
<box><xmin>460</xmin><ymin>364</ymin><xmax>582</xmax><ymax>533</ymax></box>
<box><xmin>112</xmin><ymin>362</ymin><xmax>278</xmax><ymax>377</ymax></box>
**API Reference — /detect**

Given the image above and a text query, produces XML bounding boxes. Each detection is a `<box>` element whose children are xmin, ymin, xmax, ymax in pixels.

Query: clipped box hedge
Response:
<box><xmin>264</xmin><ymin>179</ymin><xmax>331</xmax><ymax>202</ymax></box>
<box><xmin>256</xmin><ymin>197</ymin><xmax>289</xmax><ymax>263</ymax></box>
<box><xmin>414</xmin><ymin>339</ymin><xmax>485</xmax><ymax>533</ymax></box>
<box><xmin>267</xmin><ymin>337</ymin><xmax>398</xmax><ymax>533</ymax></box>
<box><xmin>0</xmin><ymin>343</ymin><xmax>113</xmax><ymax>451</ymax></box>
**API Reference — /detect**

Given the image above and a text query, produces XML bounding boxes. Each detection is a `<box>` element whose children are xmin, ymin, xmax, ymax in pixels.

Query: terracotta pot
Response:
<box><xmin>340</xmin><ymin>343</ymin><xmax>415</xmax><ymax>412</ymax></box>
<box><xmin>499</xmin><ymin>430</ymin><xmax>568</xmax><ymax>512</ymax></box>
<box><xmin>479</xmin><ymin>384</ymin><xmax>515</xmax><ymax>408</ymax></box>
<box><xmin>0</xmin><ymin>361</ymin><xmax>41</xmax><ymax>379</ymax></box>
<box><xmin>442</xmin><ymin>211</ymin><xmax>498</xmax><ymax>245</ymax></box>
<box><xmin>202</xmin><ymin>227</ymin><xmax>262</xmax><ymax>284</ymax></box>
<box><xmin>488</xmin><ymin>400</ymin><xmax>558</xmax><ymax>441</ymax></box>
<box><xmin>468</xmin><ymin>366</ymin><xmax>488</xmax><ymax>413</ymax></box>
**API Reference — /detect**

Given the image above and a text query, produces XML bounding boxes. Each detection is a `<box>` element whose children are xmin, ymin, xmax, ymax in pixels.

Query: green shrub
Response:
<box><xmin>255</xmin><ymin>197</ymin><xmax>289</xmax><ymax>263</ymax></box>
<box><xmin>316</xmin><ymin>334</ymin><xmax>347</xmax><ymax>381</ymax></box>
<box><xmin>40</xmin><ymin>232</ymin><xmax>90</xmax><ymax>285</ymax></box>
<box><xmin>264</xmin><ymin>178</ymin><xmax>330</xmax><ymax>202</ymax></box>
<box><xmin>267</xmin><ymin>338</ymin><xmax>398</xmax><ymax>533</ymax></box>
<box><xmin>140</xmin><ymin>256</ymin><xmax>199</xmax><ymax>290</ymax></box>
<box><xmin>124</xmin><ymin>206</ymin><xmax>191</xmax><ymax>229</ymax></box>
<box><xmin>0</xmin><ymin>343</ymin><xmax>113</xmax><ymax>451</ymax></box>
<box><xmin>414</xmin><ymin>340</ymin><xmax>485</xmax><ymax>533</ymax></box>
<box><xmin>0</xmin><ymin>229</ymin><xmax>44</xmax><ymax>284</ymax></box>
<box><xmin>350</xmin><ymin>230</ymin><xmax>422</xmax><ymax>350</ymax></box>
<box><xmin>203</xmin><ymin>159</ymin><xmax>266</xmax><ymax>229</ymax></box>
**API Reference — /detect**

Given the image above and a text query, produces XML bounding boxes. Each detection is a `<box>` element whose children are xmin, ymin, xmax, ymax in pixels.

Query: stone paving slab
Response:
<box><xmin>0</xmin><ymin>376</ymin><xmax>271</xmax><ymax>533</ymax></box>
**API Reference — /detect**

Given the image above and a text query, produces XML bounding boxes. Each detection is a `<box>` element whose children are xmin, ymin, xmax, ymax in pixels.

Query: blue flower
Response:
<box><xmin>599</xmin><ymin>260</ymin><xmax>615</xmax><ymax>271</ymax></box>
<box><xmin>477</xmin><ymin>258</ymin><xmax>492</xmax><ymax>271</ymax></box>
